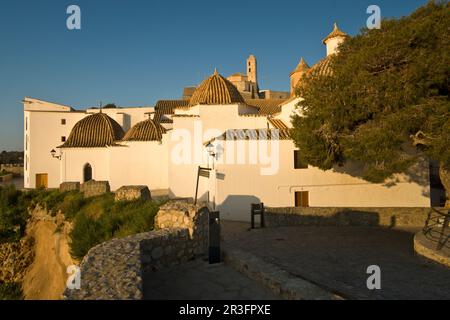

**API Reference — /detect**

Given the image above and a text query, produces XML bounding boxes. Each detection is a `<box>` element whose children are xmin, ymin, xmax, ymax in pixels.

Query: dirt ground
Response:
<box><xmin>22</xmin><ymin>211</ymin><xmax>75</xmax><ymax>300</ymax></box>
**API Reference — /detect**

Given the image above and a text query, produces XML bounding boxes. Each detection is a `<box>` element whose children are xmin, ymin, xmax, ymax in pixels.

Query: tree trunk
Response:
<box><xmin>439</xmin><ymin>162</ymin><xmax>450</xmax><ymax>208</ymax></box>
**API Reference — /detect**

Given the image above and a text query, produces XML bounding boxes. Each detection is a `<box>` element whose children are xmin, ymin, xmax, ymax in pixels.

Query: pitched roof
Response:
<box><xmin>154</xmin><ymin>100</ymin><xmax>189</xmax><ymax>123</ymax></box>
<box><xmin>322</xmin><ymin>23</ymin><xmax>349</xmax><ymax>44</ymax></box>
<box><xmin>245</xmin><ymin>99</ymin><xmax>287</xmax><ymax>115</ymax></box>
<box><xmin>290</xmin><ymin>57</ymin><xmax>310</xmax><ymax>75</ymax></box>
<box><xmin>206</xmin><ymin>128</ymin><xmax>292</xmax><ymax>144</ymax></box>
<box><xmin>122</xmin><ymin>118</ymin><xmax>166</xmax><ymax>142</ymax></box>
<box><xmin>189</xmin><ymin>70</ymin><xmax>246</xmax><ymax>107</ymax></box>
<box><xmin>268</xmin><ymin>118</ymin><xmax>288</xmax><ymax>129</ymax></box>
<box><xmin>60</xmin><ymin>113</ymin><xmax>125</xmax><ymax>148</ymax></box>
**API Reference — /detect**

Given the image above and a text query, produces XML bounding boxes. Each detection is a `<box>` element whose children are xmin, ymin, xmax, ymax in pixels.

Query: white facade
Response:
<box><xmin>23</xmin><ymin>23</ymin><xmax>435</xmax><ymax>221</ymax></box>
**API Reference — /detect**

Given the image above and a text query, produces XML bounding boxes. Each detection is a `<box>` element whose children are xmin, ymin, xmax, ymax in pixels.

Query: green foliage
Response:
<box><xmin>0</xmin><ymin>281</ymin><xmax>23</xmax><ymax>300</ymax></box>
<box><xmin>1</xmin><ymin>186</ymin><xmax>164</xmax><ymax>260</ymax></box>
<box><xmin>0</xmin><ymin>151</ymin><xmax>23</xmax><ymax>165</ymax></box>
<box><xmin>292</xmin><ymin>1</ymin><xmax>450</xmax><ymax>183</ymax></box>
<box><xmin>69</xmin><ymin>195</ymin><xmax>162</xmax><ymax>260</ymax></box>
<box><xmin>0</xmin><ymin>186</ymin><xmax>33</xmax><ymax>242</ymax></box>
<box><xmin>57</xmin><ymin>191</ymin><xmax>85</xmax><ymax>220</ymax></box>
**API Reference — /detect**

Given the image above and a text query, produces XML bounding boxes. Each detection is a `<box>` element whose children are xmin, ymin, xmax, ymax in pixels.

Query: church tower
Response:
<box><xmin>322</xmin><ymin>23</ymin><xmax>349</xmax><ymax>56</ymax></box>
<box><xmin>290</xmin><ymin>57</ymin><xmax>310</xmax><ymax>96</ymax></box>
<box><xmin>247</xmin><ymin>55</ymin><xmax>257</xmax><ymax>84</ymax></box>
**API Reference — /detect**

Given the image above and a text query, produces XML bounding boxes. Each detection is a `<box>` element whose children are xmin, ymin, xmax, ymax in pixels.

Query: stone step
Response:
<box><xmin>222</xmin><ymin>245</ymin><xmax>344</xmax><ymax>300</ymax></box>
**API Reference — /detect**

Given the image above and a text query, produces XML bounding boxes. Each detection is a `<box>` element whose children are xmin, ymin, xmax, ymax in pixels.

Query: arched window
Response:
<box><xmin>83</xmin><ymin>163</ymin><xmax>92</xmax><ymax>182</ymax></box>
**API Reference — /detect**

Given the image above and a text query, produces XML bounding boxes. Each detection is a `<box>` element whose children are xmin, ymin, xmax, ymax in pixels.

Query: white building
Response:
<box><xmin>24</xmin><ymin>24</ymin><xmax>435</xmax><ymax>221</ymax></box>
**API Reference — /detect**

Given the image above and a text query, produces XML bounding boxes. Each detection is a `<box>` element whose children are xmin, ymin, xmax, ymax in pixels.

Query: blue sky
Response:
<box><xmin>0</xmin><ymin>0</ymin><xmax>427</xmax><ymax>151</ymax></box>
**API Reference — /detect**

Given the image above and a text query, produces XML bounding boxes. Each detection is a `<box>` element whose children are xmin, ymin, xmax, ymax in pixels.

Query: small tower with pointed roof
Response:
<box><xmin>290</xmin><ymin>57</ymin><xmax>310</xmax><ymax>96</ymax></box>
<box><xmin>323</xmin><ymin>22</ymin><xmax>349</xmax><ymax>56</ymax></box>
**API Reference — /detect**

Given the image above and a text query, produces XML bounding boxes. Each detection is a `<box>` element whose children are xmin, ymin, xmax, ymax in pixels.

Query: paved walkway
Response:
<box><xmin>222</xmin><ymin>221</ymin><xmax>450</xmax><ymax>300</ymax></box>
<box><xmin>143</xmin><ymin>259</ymin><xmax>279</xmax><ymax>300</ymax></box>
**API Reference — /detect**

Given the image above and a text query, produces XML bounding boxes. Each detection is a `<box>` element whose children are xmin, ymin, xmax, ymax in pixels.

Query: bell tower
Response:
<box><xmin>247</xmin><ymin>55</ymin><xmax>257</xmax><ymax>84</ymax></box>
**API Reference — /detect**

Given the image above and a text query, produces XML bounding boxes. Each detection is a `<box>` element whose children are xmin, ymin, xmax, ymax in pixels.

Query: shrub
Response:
<box><xmin>69</xmin><ymin>196</ymin><xmax>163</xmax><ymax>259</ymax></box>
<box><xmin>0</xmin><ymin>185</ymin><xmax>32</xmax><ymax>242</ymax></box>
<box><xmin>69</xmin><ymin>211</ymin><xmax>108</xmax><ymax>259</ymax></box>
<box><xmin>58</xmin><ymin>191</ymin><xmax>85</xmax><ymax>220</ymax></box>
<box><xmin>0</xmin><ymin>281</ymin><xmax>23</xmax><ymax>300</ymax></box>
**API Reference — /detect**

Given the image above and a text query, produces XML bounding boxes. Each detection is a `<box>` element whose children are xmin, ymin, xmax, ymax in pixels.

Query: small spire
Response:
<box><xmin>322</xmin><ymin>22</ymin><xmax>348</xmax><ymax>44</ymax></box>
<box><xmin>214</xmin><ymin>68</ymin><xmax>218</xmax><ymax>75</ymax></box>
<box><xmin>291</xmin><ymin>57</ymin><xmax>310</xmax><ymax>75</ymax></box>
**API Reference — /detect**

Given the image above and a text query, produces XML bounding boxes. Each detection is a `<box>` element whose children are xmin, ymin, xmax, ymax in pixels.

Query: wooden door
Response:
<box><xmin>36</xmin><ymin>174</ymin><xmax>48</xmax><ymax>188</ymax></box>
<box><xmin>295</xmin><ymin>191</ymin><xmax>309</xmax><ymax>207</ymax></box>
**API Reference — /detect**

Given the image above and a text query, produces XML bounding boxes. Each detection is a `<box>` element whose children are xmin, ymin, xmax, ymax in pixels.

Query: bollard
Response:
<box><xmin>209</xmin><ymin>211</ymin><xmax>221</xmax><ymax>264</ymax></box>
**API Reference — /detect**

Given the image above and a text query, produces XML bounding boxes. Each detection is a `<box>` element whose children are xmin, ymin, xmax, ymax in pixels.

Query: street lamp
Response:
<box><xmin>50</xmin><ymin>149</ymin><xmax>61</xmax><ymax>160</ymax></box>
<box><xmin>206</xmin><ymin>142</ymin><xmax>216</xmax><ymax>169</ymax></box>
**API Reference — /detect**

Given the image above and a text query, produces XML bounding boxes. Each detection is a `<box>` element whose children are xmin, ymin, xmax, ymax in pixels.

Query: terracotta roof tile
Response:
<box><xmin>189</xmin><ymin>70</ymin><xmax>245</xmax><ymax>107</ymax></box>
<box><xmin>245</xmin><ymin>99</ymin><xmax>287</xmax><ymax>115</ymax></box>
<box><xmin>60</xmin><ymin>113</ymin><xmax>124</xmax><ymax>148</ymax></box>
<box><xmin>122</xmin><ymin>119</ymin><xmax>166</xmax><ymax>142</ymax></box>
<box><xmin>322</xmin><ymin>23</ymin><xmax>349</xmax><ymax>44</ymax></box>
<box><xmin>268</xmin><ymin>118</ymin><xmax>289</xmax><ymax>129</ymax></box>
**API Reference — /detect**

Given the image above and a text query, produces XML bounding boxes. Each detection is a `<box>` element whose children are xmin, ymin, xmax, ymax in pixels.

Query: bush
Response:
<box><xmin>0</xmin><ymin>281</ymin><xmax>23</xmax><ymax>300</ymax></box>
<box><xmin>1</xmin><ymin>186</ymin><xmax>164</xmax><ymax>260</ymax></box>
<box><xmin>0</xmin><ymin>185</ymin><xmax>32</xmax><ymax>242</ymax></box>
<box><xmin>69</xmin><ymin>196</ymin><xmax>163</xmax><ymax>260</ymax></box>
<box><xmin>58</xmin><ymin>191</ymin><xmax>85</xmax><ymax>220</ymax></box>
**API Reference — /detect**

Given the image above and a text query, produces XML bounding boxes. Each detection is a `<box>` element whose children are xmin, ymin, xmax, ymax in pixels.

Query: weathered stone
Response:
<box><xmin>114</xmin><ymin>186</ymin><xmax>151</xmax><ymax>202</ymax></box>
<box><xmin>80</xmin><ymin>180</ymin><xmax>110</xmax><ymax>198</ymax></box>
<box><xmin>59</xmin><ymin>182</ymin><xmax>80</xmax><ymax>192</ymax></box>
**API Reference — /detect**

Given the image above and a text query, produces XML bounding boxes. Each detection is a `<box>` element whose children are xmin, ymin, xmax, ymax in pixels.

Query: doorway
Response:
<box><xmin>83</xmin><ymin>163</ymin><xmax>92</xmax><ymax>182</ymax></box>
<box><xmin>295</xmin><ymin>191</ymin><xmax>309</xmax><ymax>207</ymax></box>
<box><xmin>35</xmin><ymin>174</ymin><xmax>48</xmax><ymax>188</ymax></box>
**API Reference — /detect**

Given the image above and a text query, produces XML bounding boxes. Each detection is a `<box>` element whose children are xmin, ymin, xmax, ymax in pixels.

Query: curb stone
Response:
<box><xmin>222</xmin><ymin>246</ymin><xmax>344</xmax><ymax>300</ymax></box>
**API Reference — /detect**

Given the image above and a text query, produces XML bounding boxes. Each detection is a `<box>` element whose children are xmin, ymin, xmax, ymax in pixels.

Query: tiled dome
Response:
<box><xmin>189</xmin><ymin>70</ymin><xmax>245</xmax><ymax>107</ymax></box>
<box><xmin>122</xmin><ymin>118</ymin><xmax>166</xmax><ymax>142</ymax></box>
<box><xmin>61</xmin><ymin>113</ymin><xmax>124</xmax><ymax>148</ymax></box>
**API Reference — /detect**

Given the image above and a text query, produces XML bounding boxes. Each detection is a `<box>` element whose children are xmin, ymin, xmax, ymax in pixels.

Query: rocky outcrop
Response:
<box><xmin>115</xmin><ymin>186</ymin><xmax>151</xmax><ymax>202</ymax></box>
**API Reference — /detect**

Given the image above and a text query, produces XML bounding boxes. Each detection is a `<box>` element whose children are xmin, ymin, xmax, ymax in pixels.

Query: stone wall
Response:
<box><xmin>115</xmin><ymin>186</ymin><xmax>151</xmax><ymax>202</ymax></box>
<box><xmin>0</xmin><ymin>164</ymin><xmax>24</xmax><ymax>177</ymax></box>
<box><xmin>80</xmin><ymin>180</ymin><xmax>110</xmax><ymax>198</ymax></box>
<box><xmin>0</xmin><ymin>173</ymin><xmax>13</xmax><ymax>182</ymax></box>
<box><xmin>59</xmin><ymin>182</ymin><xmax>80</xmax><ymax>192</ymax></box>
<box><xmin>154</xmin><ymin>201</ymin><xmax>208</xmax><ymax>256</ymax></box>
<box><xmin>64</xmin><ymin>200</ymin><xmax>209</xmax><ymax>300</ymax></box>
<box><xmin>265</xmin><ymin>207</ymin><xmax>440</xmax><ymax>228</ymax></box>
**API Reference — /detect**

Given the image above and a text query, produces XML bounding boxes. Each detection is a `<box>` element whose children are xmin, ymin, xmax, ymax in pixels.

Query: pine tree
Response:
<box><xmin>291</xmin><ymin>1</ymin><xmax>450</xmax><ymax>205</ymax></box>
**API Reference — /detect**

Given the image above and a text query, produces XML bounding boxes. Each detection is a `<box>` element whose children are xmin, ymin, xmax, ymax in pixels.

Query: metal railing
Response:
<box><xmin>423</xmin><ymin>207</ymin><xmax>450</xmax><ymax>251</ymax></box>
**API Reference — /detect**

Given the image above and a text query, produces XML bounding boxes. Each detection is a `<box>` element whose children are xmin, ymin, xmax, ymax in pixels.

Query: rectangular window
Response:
<box><xmin>295</xmin><ymin>191</ymin><xmax>309</xmax><ymax>208</ymax></box>
<box><xmin>294</xmin><ymin>150</ymin><xmax>308</xmax><ymax>169</ymax></box>
<box><xmin>61</xmin><ymin>136</ymin><xmax>66</xmax><ymax>142</ymax></box>
<box><xmin>25</xmin><ymin>117</ymin><xmax>28</xmax><ymax>130</ymax></box>
<box><xmin>61</xmin><ymin>119</ymin><xmax>66</xmax><ymax>125</ymax></box>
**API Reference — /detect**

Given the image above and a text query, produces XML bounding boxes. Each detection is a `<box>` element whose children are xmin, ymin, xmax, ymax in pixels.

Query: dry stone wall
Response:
<box><xmin>59</xmin><ymin>182</ymin><xmax>80</xmax><ymax>192</ymax></box>
<box><xmin>266</xmin><ymin>207</ymin><xmax>439</xmax><ymax>228</ymax></box>
<box><xmin>115</xmin><ymin>186</ymin><xmax>151</xmax><ymax>202</ymax></box>
<box><xmin>64</xmin><ymin>200</ymin><xmax>209</xmax><ymax>300</ymax></box>
<box><xmin>80</xmin><ymin>180</ymin><xmax>110</xmax><ymax>198</ymax></box>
